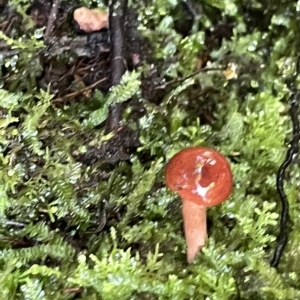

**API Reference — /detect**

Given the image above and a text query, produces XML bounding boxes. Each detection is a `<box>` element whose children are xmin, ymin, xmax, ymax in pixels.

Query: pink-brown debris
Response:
<box><xmin>73</xmin><ymin>7</ymin><xmax>108</xmax><ymax>33</ymax></box>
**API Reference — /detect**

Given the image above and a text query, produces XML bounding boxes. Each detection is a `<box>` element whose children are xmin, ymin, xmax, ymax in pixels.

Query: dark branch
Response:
<box><xmin>109</xmin><ymin>0</ymin><xmax>127</xmax><ymax>85</ymax></box>
<box><xmin>270</xmin><ymin>93</ymin><xmax>300</xmax><ymax>268</ymax></box>
<box><xmin>106</xmin><ymin>0</ymin><xmax>128</xmax><ymax>133</ymax></box>
<box><xmin>44</xmin><ymin>0</ymin><xmax>60</xmax><ymax>43</ymax></box>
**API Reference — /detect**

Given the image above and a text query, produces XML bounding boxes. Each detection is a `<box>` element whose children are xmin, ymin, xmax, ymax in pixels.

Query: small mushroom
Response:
<box><xmin>165</xmin><ymin>147</ymin><xmax>233</xmax><ymax>263</ymax></box>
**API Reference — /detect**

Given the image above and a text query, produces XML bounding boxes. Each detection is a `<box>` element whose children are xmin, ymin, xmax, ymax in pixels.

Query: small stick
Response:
<box><xmin>44</xmin><ymin>0</ymin><xmax>60</xmax><ymax>43</ymax></box>
<box><xmin>52</xmin><ymin>77</ymin><xmax>108</xmax><ymax>103</ymax></box>
<box><xmin>109</xmin><ymin>0</ymin><xmax>127</xmax><ymax>86</ymax></box>
<box><xmin>154</xmin><ymin>67</ymin><xmax>226</xmax><ymax>90</ymax></box>
<box><xmin>64</xmin><ymin>287</ymin><xmax>81</xmax><ymax>294</ymax></box>
<box><xmin>270</xmin><ymin>93</ymin><xmax>300</xmax><ymax>268</ymax></box>
<box><xmin>105</xmin><ymin>0</ymin><xmax>128</xmax><ymax>133</ymax></box>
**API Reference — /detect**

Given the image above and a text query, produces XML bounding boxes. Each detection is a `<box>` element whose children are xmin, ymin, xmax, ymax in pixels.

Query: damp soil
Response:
<box><xmin>0</xmin><ymin>2</ymin><xmax>237</xmax><ymax>180</ymax></box>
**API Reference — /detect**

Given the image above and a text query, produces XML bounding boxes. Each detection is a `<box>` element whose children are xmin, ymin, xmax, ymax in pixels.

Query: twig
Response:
<box><xmin>270</xmin><ymin>93</ymin><xmax>300</xmax><ymax>268</ymax></box>
<box><xmin>109</xmin><ymin>0</ymin><xmax>127</xmax><ymax>86</ymax></box>
<box><xmin>154</xmin><ymin>67</ymin><xmax>226</xmax><ymax>90</ymax></box>
<box><xmin>85</xmin><ymin>200</ymin><xmax>108</xmax><ymax>234</ymax></box>
<box><xmin>52</xmin><ymin>77</ymin><xmax>108</xmax><ymax>103</ymax></box>
<box><xmin>64</xmin><ymin>287</ymin><xmax>81</xmax><ymax>294</ymax></box>
<box><xmin>105</xmin><ymin>0</ymin><xmax>128</xmax><ymax>133</ymax></box>
<box><xmin>44</xmin><ymin>0</ymin><xmax>60</xmax><ymax>43</ymax></box>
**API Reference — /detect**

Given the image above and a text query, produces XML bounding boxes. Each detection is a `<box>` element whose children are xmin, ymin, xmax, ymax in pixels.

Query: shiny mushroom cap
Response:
<box><xmin>165</xmin><ymin>147</ymin><xmax>233</xmax><ymax>207</ymax></box>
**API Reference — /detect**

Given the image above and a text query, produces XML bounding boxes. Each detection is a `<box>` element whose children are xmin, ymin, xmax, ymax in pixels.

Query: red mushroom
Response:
<box><xmin>165</xmin><ymin>147</ymin><xmax>233</xmax><ymax>263</ymax></box>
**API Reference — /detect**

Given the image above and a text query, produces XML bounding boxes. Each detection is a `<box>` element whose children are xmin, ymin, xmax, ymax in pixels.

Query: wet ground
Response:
<box><xmin>1</xmin><ymin>1</ymin><xmax>299</xmax><ymax>298</ymax></box>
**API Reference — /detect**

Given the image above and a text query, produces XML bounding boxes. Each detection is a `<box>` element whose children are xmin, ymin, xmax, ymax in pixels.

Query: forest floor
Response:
<box><xmin>1</xmin><ymin>0</ymin><xmax>300</xmax><ymax>299</ymax></box>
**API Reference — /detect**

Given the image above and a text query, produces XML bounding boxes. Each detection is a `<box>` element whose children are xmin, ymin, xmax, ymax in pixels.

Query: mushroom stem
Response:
<box><xmin>182</xmin><ymin>200</ymin><xmax>207</xmax><ymax>263</ymax></box>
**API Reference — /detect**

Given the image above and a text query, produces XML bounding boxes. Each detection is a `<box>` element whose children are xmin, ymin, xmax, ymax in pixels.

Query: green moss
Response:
<box><xmin>1</xmin><ymin>0</ymin><xmax>300</xmax><ymax>299</ymax></box>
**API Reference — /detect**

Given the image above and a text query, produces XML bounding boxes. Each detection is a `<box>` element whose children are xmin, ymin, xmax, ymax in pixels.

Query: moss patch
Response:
<box><xmin>0</xmin><ymin>0</ymin><xmax>300</xmax><ymax>299</ymax></box>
